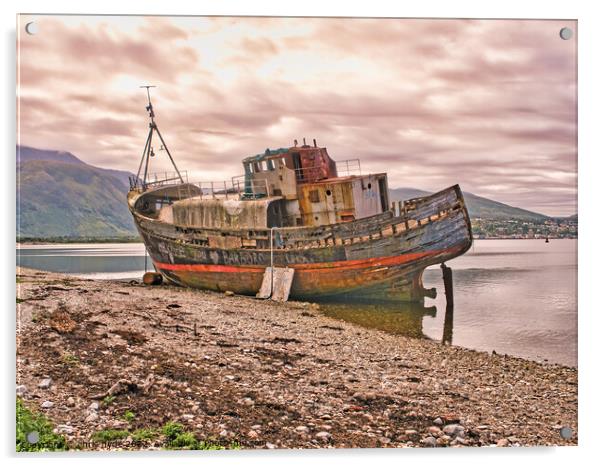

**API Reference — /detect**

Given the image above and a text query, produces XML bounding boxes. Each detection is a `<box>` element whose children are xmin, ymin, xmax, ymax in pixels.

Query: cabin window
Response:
<box><xmin>267</xmin><ymin>159</ymin><xmax>275</xmax><ymax>171</ymax></box>
<box><xmin>326</xmin><ymin>189</ymin><xmax>332</xmax><ymax>196</ymax></box>
<box><xmin>367</xmin><ymin>183</ymin><xmax>372</xmax><ymax>189</ymax></box>
<box><xmin>309</xmin><ymin>190</ymin><xmax>320</xmax><ymax>203</ymax></box>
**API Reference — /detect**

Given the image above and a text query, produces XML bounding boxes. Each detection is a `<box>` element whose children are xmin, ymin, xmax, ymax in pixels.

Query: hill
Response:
<box><xmin>389</xmin><ymin>188</ymin><xmax>549</xmax><ymax>221</ymax></box>
<box><xmin>16</xmin><ymin>146</ymin><xmax>137</xmax><ymax>238</ymax></box>
<box><xmin>16</xmin><ymin>144</ymin><xmax>555</xmax><ymax>239</ymax></box>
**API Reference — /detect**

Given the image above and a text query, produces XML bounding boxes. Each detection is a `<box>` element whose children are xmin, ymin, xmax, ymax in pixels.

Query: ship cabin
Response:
<box><xmin>153</xmin><ymin>139</ymin><xmax>390</xmax><ymax>231</ymax></box>
<box><xmin>237</xmin><ymin>138</ymin><xmax>390</xmax><ymax>228</ymax></box>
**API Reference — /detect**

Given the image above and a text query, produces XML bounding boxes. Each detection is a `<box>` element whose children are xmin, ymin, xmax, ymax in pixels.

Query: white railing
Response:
<box><xmin>336</xmin><ymin>159</ymin><xmax>361</xmax><ymax>176</ymax></box>
<box><xmin>130</xmin><ymin>171</ymin><xmax>189</xmax><ymax>190</ymax></box>
<box><xmin>170</xmin><ymin>178</ymin><xmax>269</xmax><ymax>201</ymax></box>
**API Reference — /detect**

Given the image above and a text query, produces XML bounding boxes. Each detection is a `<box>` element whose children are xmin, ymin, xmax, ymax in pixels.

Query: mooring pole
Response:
<box><xmin>441</xmin><ymin>262</ymin><xmax>454</xmax><ymax>345</ymax></box>
<box><xmin>440</xmin><ymin>262</ymin><xmax>454</xmax><ymax>308</ymax></box>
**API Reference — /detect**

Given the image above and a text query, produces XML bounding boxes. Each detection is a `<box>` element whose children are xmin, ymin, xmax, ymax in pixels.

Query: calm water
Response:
<box><xmin>16</xmin><ymin>239</ymin><xmax>577</xmax><ymax>366</ymax></box>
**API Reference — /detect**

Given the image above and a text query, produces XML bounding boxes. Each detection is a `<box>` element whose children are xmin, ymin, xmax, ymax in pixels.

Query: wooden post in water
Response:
<box><xmin>440</xmin><ymin>262</ymin><xmax>454</xmax><ymax>308</ymax></box>
<box><xmin>441</xmin><ymin>262</ymin><xmax>454</xmax><ymax>345</ymax></box>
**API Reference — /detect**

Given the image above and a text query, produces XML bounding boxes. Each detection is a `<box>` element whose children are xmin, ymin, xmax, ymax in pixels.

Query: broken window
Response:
<box><xmin>309</xmin><ymin>190</ymin><xmax>320</xmax><ymax>203</ymax></box>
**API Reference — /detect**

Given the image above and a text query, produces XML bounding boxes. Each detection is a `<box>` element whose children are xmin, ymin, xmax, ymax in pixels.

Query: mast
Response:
<box><xmin>135</xmin><ymin>86</ymin><xmax>184</xmax><ymax>189</ymax></box>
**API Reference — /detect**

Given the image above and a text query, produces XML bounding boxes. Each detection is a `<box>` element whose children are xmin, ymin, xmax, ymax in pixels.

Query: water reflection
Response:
<box><xmin>442</xmin><ymin>305</ymin><xmax>454</xmax><ymax>346</ymax></box>
<box><xmin>318</xmin><ymin>299</ymin><xmax>439</xmax><ymax>340</ymax></box>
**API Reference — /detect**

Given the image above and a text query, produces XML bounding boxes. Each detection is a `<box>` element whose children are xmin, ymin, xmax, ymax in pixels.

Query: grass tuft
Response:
<box><xmin>16</xmin><ymin>399</ymin><xmax>67</xmax><ymax>452</ymax></box>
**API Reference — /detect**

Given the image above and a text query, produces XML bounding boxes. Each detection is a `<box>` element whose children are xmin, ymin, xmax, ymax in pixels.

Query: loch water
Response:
<box><xmin>16</xmin><ymin>239</ymin><xmax>577</xmax><ymax>366</ymax></box>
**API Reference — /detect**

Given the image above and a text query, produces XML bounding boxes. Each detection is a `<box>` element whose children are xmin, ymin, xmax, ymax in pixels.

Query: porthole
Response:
<box><xmin>326</xmin><ymin>189</ymin><xmax>332</xmax><ymax>196</ymax></box>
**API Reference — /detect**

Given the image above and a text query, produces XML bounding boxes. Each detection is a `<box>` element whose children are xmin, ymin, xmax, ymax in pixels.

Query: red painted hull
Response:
<box><xmin>154</xmin><ymin>246</ymin><xmax>463</xmax><ymax>301</ymax></box>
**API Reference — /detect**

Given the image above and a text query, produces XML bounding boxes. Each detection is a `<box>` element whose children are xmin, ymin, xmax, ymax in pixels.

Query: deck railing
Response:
<box><xmin>172</xmin><ymin>178</ymin><xmax>269</xmax><ymax>201</ymax></box>
<box><xmin>293</xmin><ymin>158</ymin><xmax>362</xmax><ymax>183</ymax></box>
<box><xmin>129</xmin><ymin>171</ymin><xmax>189</xmax><ymax>190</ymax></box>
<box><xmin>335</xmin><ymin>158</ymin><xmax>361</xmax><ymax>176</ymax></box>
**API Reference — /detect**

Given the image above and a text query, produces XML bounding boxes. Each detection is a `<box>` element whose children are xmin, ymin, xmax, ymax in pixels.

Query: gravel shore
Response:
<box><xmin>16</xmin><ymin>267</ymin><xmax>577</xmax><ymax>450</ymax></box>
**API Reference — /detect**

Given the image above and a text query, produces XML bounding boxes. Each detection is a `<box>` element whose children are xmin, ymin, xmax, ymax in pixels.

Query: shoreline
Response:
<box><xmin>16</xmin><ymin>266</ymin><xmax>577</xmax><ymax>449</ymax></box>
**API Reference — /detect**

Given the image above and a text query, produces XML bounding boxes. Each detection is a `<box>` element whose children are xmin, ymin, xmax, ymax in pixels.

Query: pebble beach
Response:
<box><xmin>16</xmin><ymin>267</ymin><xmax>578</xmax><ymax>450</ymax></box>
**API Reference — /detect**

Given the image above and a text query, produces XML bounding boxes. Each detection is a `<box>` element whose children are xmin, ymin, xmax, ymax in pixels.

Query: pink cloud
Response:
<box><xmin>17</xmin><ymin>16</ymin><xmax>577</xmax><ymax>216</ymax></box>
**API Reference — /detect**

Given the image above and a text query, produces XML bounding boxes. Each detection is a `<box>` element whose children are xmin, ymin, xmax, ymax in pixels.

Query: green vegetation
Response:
<box><xmin>161</xmin><ymin>421</ymin><xmax>238</xmax><ymax>450</ymax></box>
<box><xmin>91</xmin><ymin>429</ymin><xmax>129</xmax><ymax>443</ymax></box>
<box><xmin>60</xmin><ymin>352</ymin><xmax>79</xmax><ymax>365</ymax></box>
<box><xmin>162</xmin><ymin>421</ymin><xmax>185</xmax><ymax>440</ymax></box>
<box><xmin>16</xmin><ymin>399</ymin><xmax>67</xmax><ymax>452</ymax></box>
<box><xmin>101</xmin><ymin>395</ymin><xmax>116</xmax><ymax>406</ymax></box>
<box><xmin>168</xmin><ymin>432</ymin><xmax>200</xmax><ymax>450</ymax></box>
<box><xmin>123</xmin><ymin>410</ymin><xmax>136</xmax><ymax>422</ymax></box>
<box><xmin>132</xmin><ymin>428</ymin><xmax>159</xmax><ymax>442</ymax></box>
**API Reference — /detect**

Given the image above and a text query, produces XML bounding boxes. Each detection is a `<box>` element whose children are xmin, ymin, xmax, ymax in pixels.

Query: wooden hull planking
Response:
<box><xmin>129</xmin><ymin>185</ymin><xmax>472</xmax><ymax>302</ymax></box>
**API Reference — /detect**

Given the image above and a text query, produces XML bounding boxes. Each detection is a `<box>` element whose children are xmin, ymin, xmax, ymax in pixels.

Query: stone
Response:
<box><xmin>55</xmin><ymin>425</ymin><xmax>74</xmax><ymax>434</ymax></box>
<box><xmin>428</xmin><ymin>426</ymin><xmax>442</xmax><ymax>436</ymax></box>
<box><xmin>181</xmin><ymin>414</ymin><xmax>194</xmax><ymax>421</ymax></box>
<box><xmin>88</xmin><ymin>401</ymin><xmax>99</xmax><ymax>411</ymax></box>
<box><xmin>497</xmin><ymin>438</ymin><xmax>510</xmax><ymax>447</ymax></box>
<box><xmin>443</xmin><ymin>424</ymin><xmax>465</xmax><ymax>437</ymax></box>
<box><xmin>251</xmin><ymin>424</ymin><xmax>262</xmax><ymax>430</ymax></box>
<box><xmin>241</xmin><ymin>397</ymin><xmax>255</xmax><ymax>406</ymax></box>
<box><xmin>295</xmin><ymin>425</ymin><xmax>309</xmax><ymax>433</ymax></box>
<box><xmin>85</xmin><ymin>412</ymin><xmax>99</xmax><ymax>423</ymax></box>
<box><xmin>404</xmin><ymin>429</ymin><xmax>418</xmax><ymax>435</ymax></box>
<box><xmin>315</xmin><ymin>431</ymin><xmax>332</xmax><ymax>441</ymax></box>
<box><xmin>265</xmin><ymin>442</ymin><xmax>277</xmax><ymax>449</ymax></box>
<box><xmin>16</xmin><ymin>385</ymin><xmax>27</xmax><ymax>396</ymax></box>
<box><xmin>38</xmin><ymin>378</ymin><xmax>52</xmax><ymax>389</ymax></box>
<box><xmin>224</xmin><ymin>291</ymin><xmax>235</xmax><ymax>297</ymax></box>
<box><xmin>41</xmin><ymin>400</ymin><xmax>54</xmax><ymax>409</ymax></box>
<box><xmin>421</xmin><ymin>436</ymin><xmax>437</xmax><ymax>448</ymax></box>
<box><xmin>219</xmin><ymin>429</ymin><xmax>229</xmax><ymax>438</ymax></box>
<box><xmin>433</xmin><ymin>417</ymin><xmax>443</xmax><ymax>426</ymax></box>
<box><xmin>247</xmin><ymin>430</ymin><xmax>259</xmax><ymax>439</ymax></box>
<box><xmin>66</xmin><ymin>397</ymin><xmax>76</xmax><ymax>407</ymax></box>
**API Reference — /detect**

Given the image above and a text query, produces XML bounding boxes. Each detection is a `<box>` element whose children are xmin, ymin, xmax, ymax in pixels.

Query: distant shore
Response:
<box><xmin>17</xmin><ymin>237</ymin><xmax>142</xmax><ymax>245</ymax></box>
<box><xmin>16</xmin><ymin>267</ymin><xmax>577</xmax><ymax>450</ymax></box>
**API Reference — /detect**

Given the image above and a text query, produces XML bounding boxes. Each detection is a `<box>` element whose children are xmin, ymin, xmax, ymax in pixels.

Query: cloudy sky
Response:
<box><xmin>17</xmin><ymin>15</ymin><xmax>577</xmax><ymax>216</ymax></box>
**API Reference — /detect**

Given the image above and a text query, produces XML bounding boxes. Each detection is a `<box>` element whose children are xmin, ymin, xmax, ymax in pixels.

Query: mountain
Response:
<box><xmin>16</xmin><ymin>144</ymin><xmax>554</xmax><ymax>239</ymax></box>
<box><xmin>389</xmin><ymin>188</ymin><xmax>549</xmax><ymax>221</ymax></box>
<box><xmin>17</xmin><ymin>146</ymin><xmax>138</xmax><ymax>239</ymax></box>
<box><xmin>17</xmin><ymin>146</ymin><xmax>85</xmax><ymax>165</ymax></box>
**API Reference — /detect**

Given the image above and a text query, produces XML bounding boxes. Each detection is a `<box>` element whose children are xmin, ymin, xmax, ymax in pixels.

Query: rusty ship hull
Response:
<box><xmin>128</xmin><ymin>184</ymin><xmax>472</xmax><ymax>302</ymax></box>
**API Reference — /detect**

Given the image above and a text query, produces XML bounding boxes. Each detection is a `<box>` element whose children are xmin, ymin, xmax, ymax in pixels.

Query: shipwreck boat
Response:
<box><xmin>127</xmin><ymin>90</ymin><xmax>473</xmax><ymax>302</ymax></box>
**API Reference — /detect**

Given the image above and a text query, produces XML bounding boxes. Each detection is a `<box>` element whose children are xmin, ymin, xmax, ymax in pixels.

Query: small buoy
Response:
<box><xmin>143</xmin><ymin>272</ymin><xmax>163</xmax><ymax>286</ymax></box>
